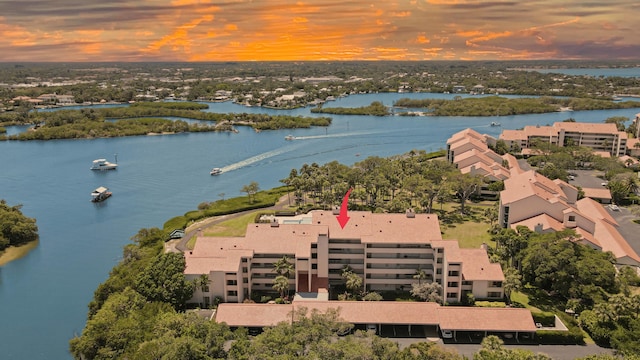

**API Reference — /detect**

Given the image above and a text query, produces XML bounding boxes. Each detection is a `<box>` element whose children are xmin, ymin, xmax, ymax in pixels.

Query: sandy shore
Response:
<box><xmin>0</xmin><ymin>240</ymin><xmax>39</xmax><ymax>266</ymax></box>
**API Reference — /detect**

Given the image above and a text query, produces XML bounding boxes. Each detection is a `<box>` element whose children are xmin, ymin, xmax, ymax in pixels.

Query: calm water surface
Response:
<box><xmin>1</xmin><ymin>92</ymin><xmax>638</xmax><ymax>359</ymax></box>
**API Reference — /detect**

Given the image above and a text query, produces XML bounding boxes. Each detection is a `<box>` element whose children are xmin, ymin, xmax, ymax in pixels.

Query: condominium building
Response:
<box><xmin>500</xmin><ymin>122</ymin><xmax>628</xmax><ymax>157</ymax></box>
<box><xmin>184</xmin><ymin>210</ymin><xmax>504</xmax><ymax>306</ymax></box>
<box><xmin>499</xmin><ymin>170</ymin><xmax>640</xmax><ymax>267</ymax></box>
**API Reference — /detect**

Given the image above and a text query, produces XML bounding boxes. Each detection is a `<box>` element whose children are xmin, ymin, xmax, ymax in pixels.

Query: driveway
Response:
<box><xmin>165</xmin><ymin>194</ymin><xmax>293</xmax><ymax>253</ymax></box>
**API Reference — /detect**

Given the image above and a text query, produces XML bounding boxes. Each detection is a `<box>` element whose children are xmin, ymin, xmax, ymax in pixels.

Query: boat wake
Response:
<box><xmin>293</xmin><ymin>130</ymin><xmax>382</xmax><ymax>140</ymax></box>
<box><xmin>220</xmin><ymin>143</ymin><xmax>303</xmax><ymax>173</ymax></box>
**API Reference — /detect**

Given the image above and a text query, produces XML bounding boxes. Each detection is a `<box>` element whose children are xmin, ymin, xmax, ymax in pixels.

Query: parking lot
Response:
<box><xmin>567</xmin><ymin>169</ymin><xmax>640</xmax><ymax>257</ymax></box>
<box><xmin>566</xmin><ymin>169</ymin><xmax>608</xmax><ymax>189</ymax></box>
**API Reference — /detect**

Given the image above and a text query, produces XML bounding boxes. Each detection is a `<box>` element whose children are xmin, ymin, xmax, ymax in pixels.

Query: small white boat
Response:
<box><xmin>490</xmin><ymin>121</ymin><xmax>501</xmax><ymax>127</ymax></box>
<box><xmin>285</xmin><ymin>134</ymin><xmax>295</xmax><ymax>140</ymax></box>
<box><xmin>210</xmin><ymin>168</ymin><xmax>222</xmax><ymax>175</ymax></box>
<box><xmin>91</xmin><ymin>186</ymin><xmax>112</xmax><ymax>202</ymax></box>
<box><xmin>90</xmin><ymin>158</ymin><xmax>117</xmax><ymax>170</ymax></box>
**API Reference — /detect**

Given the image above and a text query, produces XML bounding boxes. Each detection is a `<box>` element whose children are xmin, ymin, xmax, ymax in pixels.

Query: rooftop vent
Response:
<box><xmin>332</xmin><ymin>206</ymin><xmax>340</xmax><ymax>215</ymax></box>
<box><xmin>271</xmin><ymin>218</ymin><xmax>279</xmax><ymax>227</ymax></box>
<box><xmin>406</xmin><ymin>208</ymin><xmax>416</xmax><ymax>218</ymax></box>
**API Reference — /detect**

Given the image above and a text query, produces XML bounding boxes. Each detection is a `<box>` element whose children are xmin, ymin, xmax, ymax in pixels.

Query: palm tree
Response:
<box><xmin>272</xmin><ymin>275</ymin><xmax>290</xmax><ymax>300</ymax></box>
<box><xmin>413</xmin><ymin>267</ymin><xmax>427</xmax><ymax>285</ymax></box>
<box><xmin>273</xmin><ymin>255</ymin><xmax>294</xmax><ymax>279</ymax></box>
<box><xmin>344</xmin><ymin>272</ymin><xmax>363</xmax><ymax>298</ymax></box>
<box><xmin>195</xmin><ymin>274</ymin><xmax>211</xmax><ymax>307</ymax></box>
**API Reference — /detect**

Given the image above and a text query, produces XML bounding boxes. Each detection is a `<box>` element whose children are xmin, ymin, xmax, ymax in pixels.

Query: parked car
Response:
<box><xmin>366</xmin><ymin>324</ymin><xmax>377</xmax><ymax>334</ymax></box>
<box><xmin>441</xmin><ymin>330</ymin><xmax>453</xmax><ymax>339</ymax></box>
<box><xmin>609</xmin><ymin>204</ymin><xmax>620</xmax><ymax>211</ymax></box>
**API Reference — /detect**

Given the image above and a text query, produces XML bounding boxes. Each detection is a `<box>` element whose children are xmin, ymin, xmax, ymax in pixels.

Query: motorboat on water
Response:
<box><xmin>210</xmin><ymin>168</ymin><xmax>223</xmax><ymax>175</ymax></box>
<box><xmin>90</xmin><ymin>158</ymin><xmax>118</xmax><ymax>170</ymax></box>
<box><xmin>285</xmin><ymin>134</ymin><xmax>295</xmax><ymax>140</ymax></box>
<box><xmin>490</xmin><ymin>121</ymin><xmax>501</xmax><ymax>127</ymax></box>
<box><xmin>91</xmin><ymin>186</ymin><xmax>112</xmax><ymax>202</ymax></box>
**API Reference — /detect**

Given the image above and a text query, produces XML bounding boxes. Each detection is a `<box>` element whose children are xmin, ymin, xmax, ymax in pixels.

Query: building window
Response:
<box><xmin>447</xmin><ymin>282</ymin><xmax>459</xmax><ymax>288</ymax></box>
<box><xmin>311</xmin><ymin>253</ymin><xmax>317</xmax><ymax>259</ymax></box>
<box><xmin>488</xmin><ymin>292</ymin><xmax>502</xmax><ymax>298</ymax></box>
<box><xmin>448</xmin><ymin>271</ymin><xmax>459</xmax><ymax>276</ymax></box>
<box><xmin>436</xmin><ymin>269</ymin><xmax>442</xmax><ymax>275</ymax></box>
<box><xmin>436</xmin><ymin>258</ymin><xmax>443</xmax><ymax>264</ymax></box>
<box><xmin>204</xmin><ymin>297</ymin><xmax>210</xmax><ymax>307</ymax></box>
<box><xmin>568</xmin><ymin>215</ymin><xmax>576</xmax><ymax>221</ymax></box>
<box><xmin>462</xmin><ymin>281</ymin><xmax>472</xmax><ymax>286</ymax></box>
<box><xmin>491</xmin><ymin>281</ymin><xmax>503</xmax><ymax>288</ymax></box>
<box><xmin>227</xmin><ymin>280</ymin><xmax>237</xmax><ymax>286</ymax></box>
<box><xmin>437</xmin><ymin>248</ymin><xmax>444</xmax><ymax>253</ymax></box>
<box><xmin>446</xmin><ymin>292</ymin><xmax>458</xmax><ymax>298</ymax></box>
<box><xmin>243</xmin><ymin>278</ymin><xmax>248</xmax><ymax>283</ymax></box>
<box><xmin>312</xmin><ymin>264</ymin><xmax>317</xmax><ymax>269</ymax></box>
<box><xmin>227</xmin><ymin>290</ymin><xmax>238</xmax><ymax>296</ymax></box>
<box><xmin>202</xmin><ymin>285</ymin><xmax>209</xmax><ymax>292</ymax></box>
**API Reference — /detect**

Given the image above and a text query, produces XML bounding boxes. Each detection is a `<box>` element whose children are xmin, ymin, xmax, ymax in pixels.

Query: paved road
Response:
<box><xmin>391</xmin><ymin>338</ymin><xmax>614</xmax><ymax>360</ymax></box>
<box><xmin>441</xmin><ymin>342</ymin><xmax>613</xmax><ymax>360</ymax></box>
<box><xmin>165</xmin><ymin>194</ymin><xmax>293</xmax><ymax>253</ymax></box>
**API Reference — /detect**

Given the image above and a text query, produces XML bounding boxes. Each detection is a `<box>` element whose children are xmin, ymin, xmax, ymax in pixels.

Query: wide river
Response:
<box><xmin>1</xmin><ymin>91</ymin><xmax>639</xmax><ymax>359</ymax></box>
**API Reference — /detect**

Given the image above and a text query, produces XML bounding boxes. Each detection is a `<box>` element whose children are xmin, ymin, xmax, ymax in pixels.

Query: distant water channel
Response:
<box><xmin>1</xmin><ymin>91</ymin><xmax>639</xmax><ymax>359</ymax></box>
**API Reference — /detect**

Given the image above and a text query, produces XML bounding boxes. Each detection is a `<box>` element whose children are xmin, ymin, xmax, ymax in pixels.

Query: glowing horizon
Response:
<box><xmin>1</xmin><ymin>1</ymin><xmax>639</xmax><ymax>62</ymax></box>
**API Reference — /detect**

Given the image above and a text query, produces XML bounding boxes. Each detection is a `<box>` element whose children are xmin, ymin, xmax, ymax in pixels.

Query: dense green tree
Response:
<box><xmin>503</xmin><ymin>268</ymin><xmax>522</xmax><ymax>303</ymax></box>
<box><xmin>0</xmin><ymin>200</ymin><xmax>39</xmax><ymax>251</ymax></box>
<box><xmin>521</xmin><ymin>230</ymin><xmax>617</xmax><ymax>304</ymax></box>
<box><xmin>134</xmin><ymin>252</ymin><xmax>195</xmax><ymax>310</ymax></box>
<box><xmin>604</xmin><ymin>116</ymin><xmax>628</xmax><ymax>131</ymax></box>
<box><xmin>411</xmin><ymin>282</ymin><xmax>443</xmax><ymax>303</ymax></box>
<box><xmin>70</xmin><ymin>288</ymin><xmax>170</xmax><ymax>359</ymax></box>
<box><xmin>449</xmin><ymin>172</ymin><xmax>483</xmax><ymax>214</ymax></box>
<box><xmin>474</xmin><ymin>335</ymin><xmax>552</xmax><ymax>360</ymax></box>
<box><xmin>397</xmin><ymin>342</ymin><xmax>463</xmax><ymax>360</ymax></box>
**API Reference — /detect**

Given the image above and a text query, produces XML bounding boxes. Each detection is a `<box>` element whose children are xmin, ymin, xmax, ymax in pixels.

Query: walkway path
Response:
<box><xmin>165</xmin><ymin>194</ymin><xmax>293</xmax><ymax>253</ymax></box>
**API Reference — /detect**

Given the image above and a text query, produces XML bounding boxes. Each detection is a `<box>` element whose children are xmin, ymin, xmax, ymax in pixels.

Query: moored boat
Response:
<box><xmin>91</xmin><ymin>186</ymin><xmax>112</xmax><ymax>202</ymax></box>
<box><xmin>490</xmin><ymin>121</ymin><xmax>501</xmax><ymax>127</ymax></box>
<box><xmin>210</xmin><ymin>168</ymin><xmax>223</xmax><ymax>175</ymax></box>
<box><xmin>90</xmin><ymin>157</ymin><xmax>118</xmax><ymax>170</ymax></box>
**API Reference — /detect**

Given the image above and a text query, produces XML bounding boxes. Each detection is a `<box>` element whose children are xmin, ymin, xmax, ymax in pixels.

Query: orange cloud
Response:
<box><xmin>415</xmin><ymin>34</ymin><xmax>430</xmax><ymax>44</ymax></box>
<box><xmin>391</xmin><ymin>11</ymin><xmax>411</xmax><ymax>17</ymax></box>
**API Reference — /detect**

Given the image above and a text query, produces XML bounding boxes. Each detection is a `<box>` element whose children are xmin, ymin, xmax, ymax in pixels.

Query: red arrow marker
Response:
<box><xmin>336</xmin><ymin>188</ymin><xmax>353</xmax><ymax>229</ymax></box>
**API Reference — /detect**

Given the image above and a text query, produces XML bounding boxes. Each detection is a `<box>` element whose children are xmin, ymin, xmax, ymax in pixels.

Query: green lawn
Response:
<box><xmin>441</xmin><ymin>220</ymin><xmax>493</xmax><ymax>248</ymax></box>
<box><xmin>510</xmin><ymin>291</ymin><xmax>543</xmax><ymax>312</ymax></box>
<box><xmin>439</xmin><ymin>201</ymin><xmax>496</xmax><ymax>249</ymax></box>
<box><xmin>187</xmin><ymin>211</ymin><xmax>270</xmax><ymax>249</ymax></box>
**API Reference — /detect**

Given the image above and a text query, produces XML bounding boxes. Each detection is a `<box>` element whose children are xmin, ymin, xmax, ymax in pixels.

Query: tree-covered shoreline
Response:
<box><xmin>0</xmin><ymin>200</ymin><xmax>39</xmax><ymax>253</ymax></box>
<box><xmin>0</xmin><ymin>102</ymin><xmax>331</xmax><ymax>140</ymax></box>
<box><xmin>393</xmin><ymin>96</ymin><xmax>640</xmax><ymax>116</ymax></box>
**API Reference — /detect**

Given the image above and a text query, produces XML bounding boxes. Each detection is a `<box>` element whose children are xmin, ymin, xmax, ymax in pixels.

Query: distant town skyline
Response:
<box><xmin>1</xmin><ymin>0</ymin><xmax>639</xmax><ymax>62</ymax></box>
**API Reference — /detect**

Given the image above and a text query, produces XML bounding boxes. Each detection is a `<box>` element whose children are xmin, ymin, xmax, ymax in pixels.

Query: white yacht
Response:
<box><xmin>210</xmin><ymin>168</ymin><xmax>223</xmax><ymax>175</ymax></box>
<box><xmin>285</xmin><ymin>134</ymin><xmax>295</xmax><ymax>140</ymax></box>
<box><xmin>90</xmin><ymin>158</ymin><xmax>118</xmax><ymax>170</ymax></box>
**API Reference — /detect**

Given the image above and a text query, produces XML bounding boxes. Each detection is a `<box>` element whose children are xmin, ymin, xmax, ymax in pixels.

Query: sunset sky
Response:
<box><xmin>1</xmin><ymin>0</ymin><xmax>639</xmax><ymax>62</ymax></box>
